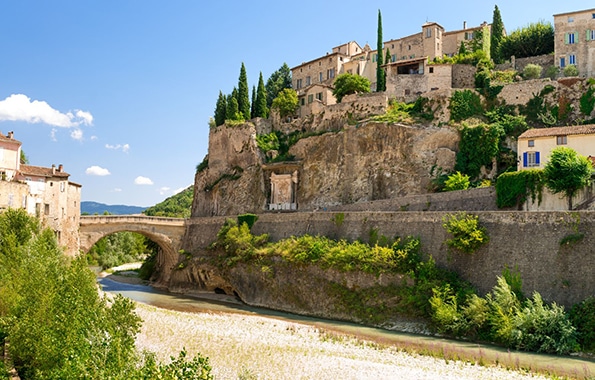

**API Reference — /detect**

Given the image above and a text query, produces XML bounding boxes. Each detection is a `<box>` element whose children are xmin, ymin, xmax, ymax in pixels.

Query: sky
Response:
<box><xmin>0</xmin><ymin>1</ymin><xmax>589</xmax><ymax>207</ymax></box>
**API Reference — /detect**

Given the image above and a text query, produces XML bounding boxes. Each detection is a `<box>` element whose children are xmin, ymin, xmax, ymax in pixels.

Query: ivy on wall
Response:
<box><xmin>455</xmin><ymin>123</ymin><xmax>503</xmax><ymax>179</ymax></box>
<box><xmin>495</xmin><ymin>169</ymin><xmax>544</xmax><ymax>209</ymax></box>
<box><xmin>449</xmin><ymin>90</ymin><xmax>483</xmax><ymax>122</ymax></box>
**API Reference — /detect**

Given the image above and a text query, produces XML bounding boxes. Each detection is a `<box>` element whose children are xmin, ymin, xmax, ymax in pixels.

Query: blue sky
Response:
<box><xmin>0</xmin><ymin>1</ymin><xmax>588</xmax><ymax>207</ymax></box>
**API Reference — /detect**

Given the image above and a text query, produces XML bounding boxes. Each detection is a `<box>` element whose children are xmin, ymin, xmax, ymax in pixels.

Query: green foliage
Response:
<box><xmin>432</xmin><ymin>49</ymin><xmax>487</xmax><ymax>66</ymax></box>
<box><xmin>196</xmin><ymin>155</ymin><xmax>209</xmax><ymax>173</ymax></box>
<box><xmin>256</xmin><ymin>129</ymin><xmax>327</xmax><ymax>163</ymax></box>
<box><xmin>254</xmin><ymin>72</ymin><xmax>268</xmax><ymax>118</ymax></box>
<box><xmin>332</xmin><ymin>73</ymin><xmax>371</xmax><ymax>103</ymax></box>
<box><xmin>271</xmin><ymin>88</ymin><xmax>299</xmax><ymax>118</ymax></box>
<box><xmin>204</xmin><ymin>168</ymin><xmax>243</xmax><ymax>192</ymax></box>
<box><xmin>371</xmin><ymin>101</ymin><xmax>414</xmax><ymax>123</ymax></box>
<box><xmin>521</xmin><ymin>86</ymin><xmax>554</xmax><ymax>126</ymax></box>
<box><xmin>490</xmin><ymin>5</ymin><xmax>505</xmax><ymax>63</ymax></box>
<box><xmin>545</xmin><ymin>65</ymin><xmax>560</xmax><ymax>80</ymax></box>
<box><xmin>495</xmin><ymin>169</ymin><xmax>544</xmax><ymax>209</ymax></box>
<box><xmin>442</xmin><ymin>212</ymin><xmax>489</xmax><ymax>254</ymax></box>
<box><xmin>410</xmin><ymin>96</ymin><xmax>435</xmax><ymax>121</ymax></box>
<box><xmin>579</xmin><ymin>83</ymin><xmax>595</xmax><ymax>117</ymax></box>
<box><xmin>237</xmin><ymin>62</ymin><xmax>251</xmax><ymax>120</ymax></box>
<box><xmin>563</xmin><ymin>64</ymin><xmax>579</xmax><ymax>77</ymax></box>
<box><xmin>499</xmin><ymin>21</ymin><xmax>554</xmax><ymax>60</ymax></box>
<box><xmin>455</xmin><ymin>123</ymin><xmax>502</xmax><ymax>179</ymax></box>
<box><xmin>331</xmin><ymin>212</ymin><xmax>345</xmax><ymax>227</ymax></box>
<box><xmin>86</xmin><ymin>231</ymin><xmax>149</xmax><ymax>269</ymax></box>
<box><xmin>237</xmin><ymin>213</ymin><xmax>258</xmax><ymax>229</ymax></box>
<box><xmin>212</xmin><ymin>219</ymin><xmax>269</xmax><ymax>266</ymax></box>
<box><xmin>544</xmin><ymin>147</ymin><xmax>592</xmax><ymax>209</ymax></box>
<box><xmin>265</xmin><ymin>63</ymin><xmax>292</xmax><ymax>109</ymax></box>
<box><xmin>137</xmin><ymin>349</ymin><xmax>213</xmax><ymax>379</ymax></box>
<box><xmin>214</xmin><ymin>91</ymin><xmax>227</xmax><ymax>126</ymax></box>
<box><xmin>143</xmin><ymin>186</ymin><xmax>193</xmax><ymax>218</ymax></box>
<box><xmin>569</xmin><ymin>297</ymin><xmax>595</xmax><ymax>351</ymax></box>
<box><xmin>138</xmin><ymin>242</ymin><xmax>158</xmax><ymax>281</ymax></box>
<box><xmin>376</xmin><ymin>9</ymin><xmax>385</xmax><ymax>92</ymax></box>
<box><xmin>443</xmin><ymin>172</ymin><xmax>470</xmax><ymax>192</ymax></box>
<box><xmin>485</xmin><ymin>107</ymin><xmax>529</xmax><ymax>139</ymax></box>
<box><xmin>490</xmin><ymin>70</ymin><xmax>517</xmax><ymax>84</ymax></box>
<box><xmin>559</xmin><ymin>232</ymin><xmax>584</xmax><ymax>246</ymax></box>
<box><xmin>449</xmin><ymin>90</ymin><xmax>483</xmax><ymax>122</ymax></box>
<box><xmin>225</xmin><ymin>91</ymin><xmax>242</xmax><ymax>121</ymax></box>
<box><xmin>255</xmin><ymin>131</ymin><xmax>280</xmax><ymax>152</ymax></box>
<box><xmin>523</xmin><ymin>64</ymin><xmax>542</xmax><ymax>80</ymax></box>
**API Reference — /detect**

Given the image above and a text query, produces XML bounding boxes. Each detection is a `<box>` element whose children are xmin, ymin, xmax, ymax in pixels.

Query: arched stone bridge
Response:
<box><xmin>79</xmin><ymin>215</ymin><xmax>187</xmax><ymax>283</ymax></box>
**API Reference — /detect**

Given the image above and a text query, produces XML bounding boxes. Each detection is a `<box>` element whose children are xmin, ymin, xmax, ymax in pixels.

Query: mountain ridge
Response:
<box><xmin>81</xmin><ymin>201</ymin><xmax>146</xmax><ymax>215</ymax></box>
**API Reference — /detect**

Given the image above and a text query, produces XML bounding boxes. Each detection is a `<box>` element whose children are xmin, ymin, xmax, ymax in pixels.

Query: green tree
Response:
<box><xmin>20</xmin><ymin>150</ymin><xmax>29</xmax><ymax>164</ymax></box>
<box><xmin>543</xmin><ymin>147</ymin><xmax>592</xmax><ymax>209</ymax></box>
<box><xmin>265</xmin><ymin>63</ymin><xmax>292</xmax><ymax>108</ymax></box>
<box><xmin>458</xmin><ymin>41</ymin><xmax>467</xmax><ymax>55</ymax></box>
<box><xmin>250</xmin><ymin>85</ymin><xmax>256</xmax><ymax>119</ymax></box>
<box><xmin>376</xmin><ymin>9</ymin><xmax>386</xmax><ymax>92</ymax></box>
<box><xmin>226</xmin><ymin>89</ymin><xmax>242</xmax><ymax>121</ymax></box>
<box><xmin>214</xmin><ymin>91</ymin><xmax>227</xmax><ymax>126</ymax></box>
<box><xmin>271</xmin><ymin>88</ymin><xmax>299</xmax><ymax>118</ymax></box>
<box><xmin>384</xmin><ymin>47</ymin><xmax>391</xmax><ymax>65</ymax></box>
<box><xmin>254</xmin><ymin>71</ymin><xmax>268</xmax><ymax>118</ymax></box>
<box><xmin>237</xmin><ymin>62</ymin><xmax>251</xmax><ymax>120</ymax></box>
<box><xmin>332</xmin><ymin>73</ymin><xmax>371</xmax><ymax>103</ymax></box>
<box><xmin>499</xmin><ymin>21</ymin><xmax>554</xmax><ymax>60</ymax></box>
<box><xmin>491</xmin><ymin>5</ymin><xmax>505</xmax><ymax>63</ymax></box>
<box><xmin>143</xmin><ymin>186</ymin><xmax>193</xmax><ymax>218</ymax></box>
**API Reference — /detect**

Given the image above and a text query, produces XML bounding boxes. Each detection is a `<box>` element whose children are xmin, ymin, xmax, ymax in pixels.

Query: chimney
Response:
<box><xmin>58</xmin><ymin>164</ymin><xmax>63</xmax><ymax>172</ymax></box>
<box><xmin>52</xmin><ymin>164</ymin><xmax>56</xmax><ymax>175</ymax></box>
<box><xmin>7</xmin><ymin>131</ymin><xmax>13</xmax><ymax>139</ymax></box>
<box><xmin>463</xmin><ymin>21</ymin><xmax>467</xmax><ymax>30</ymax></box>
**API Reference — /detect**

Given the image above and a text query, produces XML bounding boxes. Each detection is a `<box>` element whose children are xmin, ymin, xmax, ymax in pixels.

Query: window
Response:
<box><xmin>523</xmin><ymin>152</ymin><xmax>540</xmax><ymax>167</ymax></box>
<box><xmin>566</xmin><ymin>32</ymin><xmax>576</xmax><ymax>44</ymax></box>
<box><xmin>300</xmin><ymin>98</ymin><xmax>305</xmax><ymax>106</ymax></box>
<box><xmin>465</xmin><ymin>31</ymin><xmax>473</xmax><ymax>40</ymax></box>
<box><xmin>569</xmin><ymin>54</ymin><xmax>576</xmax><ymax>65</ymax></box>
<box><xmin>426</xmin><ymin>28</ymin><xmax>432</xmax><ymax>38</ymax></box>
<box><xmin>296</xmin><ymin>79</ymin><xmax>302</xmax><ymax>89</ymax></box>
<box><xmin>307</xmin><ymin>94</ymin><xmax>313</xmax><ymax>104</ymax></box>
<box><xmin>327</xmin><ymin>68</ymin><xmax>335</xmax><ymax>79</ymax></box>
<box><xmin>568</xmin><ymin>17</ymin><xmax>574</xmax><ymax>22</ymax></box>
<box><xmin>319</xmin><ymin>72</ymin><xmax>323</xmax><ymax>82</ymax></box>
<box><xmin>528</xmin><ymin>140</ymin><xmax>534</xmax><ymax>147</ymax></box>
<box><xmin>408</xmin><ymin>45</ymin><xmax>411</xmax><ymax>51</ymax></box>
<box><xmin>372</xmin><ymin>54</ymin><xmax>377</xmax><ymax>62</ymax></box>
<box><xmin>316</xmin><ymin>92</ymin><xmax>322</xmax><ymax>101</ymax></box>
<box><xmin>429</xmin><ymin>67</ymin><xmax>434</xmax><ymax>74</ymax></box>
<box><xmin>557</xmin><ymin>135</ymin><xmax>567</xmax><ymax>145</ymax></box>
<box><xmin>391</xmin><ymin>54</ymin><xmax>396</xmax><ymax>62</ymax></box>
<box><xmin>305</xmin><ymin>76</ymin><xmax>311</xmax><ymax>86</ymax></box>
<box><xmin>560</xmin><ymin>57</ymin><xmax>566</xmax><ymax>68</ymax></box>
<box><xmin>588</xmin><ymin>30</ymin><xmax>595</xmax><ymax>41</ymax></box>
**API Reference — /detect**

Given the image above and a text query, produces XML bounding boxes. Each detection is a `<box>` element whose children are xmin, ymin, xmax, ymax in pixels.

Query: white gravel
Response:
<box><xmin>134</xmin><ymin>303</ymin><xmax>547</xmax><ymax>380</ymax></box>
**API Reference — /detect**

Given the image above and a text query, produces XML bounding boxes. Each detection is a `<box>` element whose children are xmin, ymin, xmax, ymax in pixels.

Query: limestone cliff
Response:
<box><xmin>192</xmin><ymin>120</ymin><xmax>458</xmax><ymax>217</ymax></box>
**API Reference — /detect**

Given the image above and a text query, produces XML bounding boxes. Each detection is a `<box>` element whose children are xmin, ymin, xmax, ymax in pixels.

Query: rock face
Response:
<box><xmin>192</xmin><ymin>120</ymin><xmax>458</xmax><ymax>217</ymax></box>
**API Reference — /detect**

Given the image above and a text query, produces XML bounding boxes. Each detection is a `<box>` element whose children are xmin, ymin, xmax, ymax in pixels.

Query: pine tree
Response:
<box><xmin>251</xmin><ymin>85</ymin><xmax>257</xmax><ymax>119</ymax></box>
<box><xmin>376</xmin><ymin>9</ymin><xmax>386</xmax><ymax>92</ymax></box>
<box><xmin>237</xmin><ymin>62</ymin><xmax>250</xmax><ymax>120</ymax></box>
<box><xmin>226</xmin><ymin>89</ymin><xmax>240</xmax><ymax>121</ymax></box>
<box><xmin>214</xmin><ymin>91</ymin><xmax>227</xmax><ymax>126</ymax></box>
<box><xmin>491</xmin><ymin>5</ymin><xmax>504</xmax><ymax>64</ymax></box>
<box><xmin>255</xmin><ymin>72</ymin><xmax>268</xmax><ymax>118</ymax></box>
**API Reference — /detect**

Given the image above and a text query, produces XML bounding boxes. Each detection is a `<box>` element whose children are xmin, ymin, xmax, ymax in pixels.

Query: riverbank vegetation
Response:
<box><xmin>0</xmin><ymin>209</ymin><xmax>212</xmax><ymax>379</ymax></box>
<box><xmin>212</xmin><ymin>218</ymin><xmax>595</xmax><ymax>356</ymax></box>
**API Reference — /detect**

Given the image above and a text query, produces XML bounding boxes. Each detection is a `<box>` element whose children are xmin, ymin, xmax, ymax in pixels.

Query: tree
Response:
<box><xmin>214</xmin><ymin>91</ymin><xmax>227</xmax><ymax>126</ymax></box>
<box><xmin>491</xmin><ymin>5</ymin><xmax>505</xmax><ymax>63</ymax></box>
<box><xmin>376</xmin><ymin>9</ymin><xmax>386</xmax><ymax>92</ymax></box>
<box><xmin>254</xmin><ymin>71</ymin><xmax>268</xmax><ymax>118</ymax></box>
<box><xmin>385</xmin><ymin>48</ymin><xmax>391</xmax><ymax>65</ymax></box>
<box><xmin>544</xmin><ymin>147</ymin><xmax>592</xmax><ymax>210</ymax></box>
<box><xmin>237</xmin><ymin>62</ymin><xmax>251</xmax><ymax>120</ymax></box>
<box><xmin>332</xmin><ymin>73</ymin><xmax>371</xmax><ymax>103</ymax></box>
<box><xmin>271</xmin><ymin>88</ymin><xmax>298</xmax><ymax>118</ymax></box>
<box><xmin>226</xmin><ymin>88</ymin><xmax>242</xmax><ymax>121</ymax></box>
<box><xmin>265</xmin><ymin>63</ymin><xmax>292</xmax><ymax>108</ymax></box>
<box><xmin>499</xmin><ymin>21</ymin><xmax>554</xmax><ymax>60</ymax></box>
<box><xmin>250</xmin><ymin>85</ymin><xmax>257</xmax><ymax>119</ymax></box>
<box><xmin>458</xmin><ymin>41</ymin><xmax>467</xmax><ymax>55</ymax></box>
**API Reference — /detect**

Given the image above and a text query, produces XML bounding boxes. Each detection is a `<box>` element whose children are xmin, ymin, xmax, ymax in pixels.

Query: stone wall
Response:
<box><xmin>497</xmin><ymin>78</ymin><xmax>554</xmax><ymax>106</ymax></box>
<box><xmin>181</xmin><ymin>210</ymin><xmax>595</xmax><ymax>307</ymax></box>
<box><xmin>495</xmin><ymin>54</ymin><xmax>555</xmax><ymax>78</ymax></box>
<box><xmin>451</xmin><ymin>64</ymin><xmax>476</xmax><ymax>88</ymax></box>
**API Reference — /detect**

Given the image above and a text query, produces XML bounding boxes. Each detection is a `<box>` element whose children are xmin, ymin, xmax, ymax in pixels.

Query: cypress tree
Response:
<box><xmin>226</xmin><ymin>89</ymin><xmax>240</xmax><ymax>121</ymax></box>
<box><xmin>265</xmin><ymin>63</ymin><xmax>292</xmax><ymax>108</ymax></box>
<box><xmin>214</xmin><ymin>91</ymin><xmax>227</xmax><ymax>126</ymax></box>
<box><xmin>491</xmin><ymin>5</ymin><xmax>504</xmax><ymax>63</ymax></box>
<box><xmin>376</xmin><ymin>9</ymin><xmax>386</xmax><ymax>92</ymax></box>
<box><xmin>251</xmin><ymin>85</ymin><xmax>257</xmax><ymax>119</ymax></box>
<box><xmin>385</xmin><ymin>48</ymin><xmax>391</xmax><ymax>65</ymax></box>
<box><xmin>255</xmin><ymin>72</ymin><xmax>268</xmax><ymax>118</ymax></box>
<box><xmin>237</xmin><ymin>62</ymin><xmax>250</xmax><ymax>120</ymax></box>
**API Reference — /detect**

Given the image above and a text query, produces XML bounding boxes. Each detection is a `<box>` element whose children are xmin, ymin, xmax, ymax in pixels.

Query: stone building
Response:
<box><xmin>554</xmin><ymin>8</ymin><xmax>595</xmax><ymax>77</ymax></box>
<box><xmin>0</xmin><ymin>131</ymin><xmax>81</xmax><ymax>255</ymax></box>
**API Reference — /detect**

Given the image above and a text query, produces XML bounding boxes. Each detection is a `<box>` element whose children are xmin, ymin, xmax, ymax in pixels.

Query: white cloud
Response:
<box><xmin>106</xmin><ymin>143</ymin><xmax>130</xmax><ymax>153</ymax></box>
<box><xmin>50</xmin><ymin>128</ymin><xmax>57</xmax><ymax>141</ymax></box>
<box><xmin>85</xmin><ymin>166</ymin><xmax>111</xmax><ymax>176</ymax></box>
<box><xmin>159</xmin><ymin>186</ymin><xmax>171</xmax><ymax>195</ymax></box>
<box><xmin>113</xmin><ymin>188</ymin><xmax>122</xmax><ymax>192</ymax></box>
<box><xmin>0</xmin><ymin>94</ymin><xmax>93</xmax><ymax>127</ymax></box>
<box><xmin>173</xmin><ymin>186</ymin><xmax>189</xmax><ymax>195</ymax></box>
<box><xmin>134</xmin><ymin>176</ymin><xmax>153</xmax><ymax>185</ymax></box>
<box><xmin>70</xmin><ymin>128</ymin><xmax>83</xmax><ymax>141</ymax></box>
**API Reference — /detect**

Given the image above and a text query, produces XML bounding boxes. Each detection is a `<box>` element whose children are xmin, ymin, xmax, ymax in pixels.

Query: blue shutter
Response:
<box><xmin>523</xmin><ymin>152</ymin><xmax>528</xmax><ymax>167</ymax></box>
<box><xmin>535</xmin><ymin>152</ymin><xmax>540</xmax><ymax>165</ymax></box>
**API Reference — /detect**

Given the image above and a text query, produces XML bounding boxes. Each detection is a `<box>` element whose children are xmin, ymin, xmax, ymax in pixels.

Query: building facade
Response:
<box><xmin>554</xmin><ymin>8</ymin><xmax>595</xmax><ymax>78</ymax></box>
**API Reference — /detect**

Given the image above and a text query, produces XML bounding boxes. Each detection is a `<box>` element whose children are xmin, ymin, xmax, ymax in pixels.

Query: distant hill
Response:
<box><xmin>143</xmin><ymin>186</ymin><xmax>193</xmax><ymax>218</ymax></box>
<box><xmin>81</xmin><ymin>201</ymin><xmax>146</xmax><ymax>215</ymax></box>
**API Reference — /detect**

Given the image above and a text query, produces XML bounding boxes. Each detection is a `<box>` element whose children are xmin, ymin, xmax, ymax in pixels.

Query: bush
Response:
<box><xmin>444</xmin><ymin>172</ymin><xmax>470</xmax><ymax>191</ymax></box>
<box><xmin>449</xmin><ymin>90</ymin><xmax>483</xmax><ymax>122</ymax></box>
<box><xmin>523</xmin><ymin>64</ymin><xmax>542</xmax><ymax>80</ymax></box>
<box><xmin>237</xmin><ymin>213</ymin><xmax>259</xmax><ymax>229</ymax></box>
<box><xmin>563</xmin><ymin>64</ymin><xmax>579</xmax><ymax>77</ymax></box>
<box><xmin>545</xmin><ymin>65</ymin><xmax>560</xmax><ymax>80</ymax></box>
<box><xmin>495</xmin><ymin>169</ymin><xmax>544</xmax><ymax>209</ymax></box>
<box><xmin>569</xmin><ymin>297</ymin><xmax>595</xmax><ymax>352</ymax></box>
<box><xmin>442</xmin><ymin>212</ymin><xmax>489</xmax><ymax>254</ymax></box>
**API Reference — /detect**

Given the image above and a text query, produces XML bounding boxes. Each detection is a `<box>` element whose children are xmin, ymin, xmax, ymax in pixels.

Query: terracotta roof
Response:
<box><xmin>0</xmin><ymin>132</ymin><xmax>21</xmax><ymax>145</ymax></box>
<box><xmin>553</xmin><ymin>8</ymin><xmax>595</xmax><ymax>17</ymax></box>
<box><xmin>19</xmin><ymin>164</ymin><xmax>70</xmax><ymax>178</ymax></box>
<box><xmin>518</xmin><ymin>125</ymin><xmax>595</xmax><ymax>139</ymax></box>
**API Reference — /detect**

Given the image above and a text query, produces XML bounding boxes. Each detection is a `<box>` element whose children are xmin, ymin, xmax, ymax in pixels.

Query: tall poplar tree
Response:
<box><xmin>255</xmin><ymin>72</ymin><xmax>268</xmax><ymax>118</ymax></box>
<box><xmin>376</xmin><ymin>9</ymin><xmax>386</xmax><ymax>92</ymax></box>
<box><xmin>214</xmin><ymin>91</ymin><xmax>227</xmax><ymax>126</ymax></box>
<box><xmin>237</xmin><ymin>62</ymin><xmax>250</xmax><ymax>120</ymax></box>
<box><xmin>491</xmin><ymin>5</ymin><xmax>504</xmax><ymax>64</ymax></box>
<box><xmin>250</xmin><ymin>85</ymin><xmax>257</xmax><ymax>119</ymax></box>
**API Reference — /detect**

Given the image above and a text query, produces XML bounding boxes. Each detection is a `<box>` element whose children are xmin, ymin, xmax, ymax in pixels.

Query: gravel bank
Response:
<box><xmin>134</xmin><ymin>303</ymin><xmax>548</xmax><ymax>380</ymax></box>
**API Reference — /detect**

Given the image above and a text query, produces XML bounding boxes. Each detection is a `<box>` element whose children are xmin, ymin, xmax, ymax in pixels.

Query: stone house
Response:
<box><xmin>517</xmin><ymin>124</ymin><xmax>595</xmax><ymax>169</ymax></box>
<box><xmin>0</xmin><ymin>131</ymin><xmax>81</xmax><ymax>255</ymax></box>
<box><xmin>554</xmin><ymin>8</ymin><xmax>595</xmax><ymax>77</ymax></box>
<box><xmin>442</xmin><ymin>22</ymin><xmax>490</xmax><ymax>57</ymax></box>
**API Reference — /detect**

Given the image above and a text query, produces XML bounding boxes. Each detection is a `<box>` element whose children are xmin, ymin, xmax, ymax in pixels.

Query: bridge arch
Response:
<box><xmin>79</xmin><ymin>215</ymin><xmax>187</xmax><ymax>284</ymax></box>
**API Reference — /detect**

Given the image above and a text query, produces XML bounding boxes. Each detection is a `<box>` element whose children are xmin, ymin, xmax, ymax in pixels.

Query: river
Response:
<box><xmin>99</xmin><ymin>276</ymin><xmax>595</xmax><ymax>379</ymax></box>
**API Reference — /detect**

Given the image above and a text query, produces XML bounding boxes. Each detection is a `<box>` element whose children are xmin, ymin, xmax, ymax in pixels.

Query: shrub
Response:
<box><xmin>522</xmin><ymin>64</ymin><xmax>542</xmax><ymax>79</ymax></box>
<box><xmin>545</xmin><ymin>65</ymin><xmax>560</xmax><ymax>80</ymax></box>
<box><xmin>444</xmin><ymin>172</ymin><xmax>470</xmax><ymax>191</ymax></box>
<box><xmin>569</xmin><ymin>297</ymin><xmax>595</xmax><ymax>352</ymax></box>
<box><xmin>495</xmin><ymin>169</ymin><xmax>544</xmax><ymax>209</ymax></box>
<box><xmin>449</xmin><ymin>90</ymin><xmax>483</xmax><ymax>122</ymax></box>
<box><xmin>563</xmin><ymin>64</ymin><xmax>579</xmax><ymax>77</ymax></box>
<box><xmin>237</xmin><ymin>213</ymin><xmax>259</xmax><ymax>229</ymax></box>
<box><xmin>442</xmin><ymin>212</ymin><xmax>489</xmax><ymax>254</ymax></box>
<box><xmin>579</xmin><ymin>84</ymin><xmax>595</xmax><ymax>117</ymax></box>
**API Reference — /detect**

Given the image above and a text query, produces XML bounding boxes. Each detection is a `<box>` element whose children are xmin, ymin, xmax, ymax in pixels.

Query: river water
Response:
<box><xmin>98</xmin><ymin>275</ymin><xmax>595</xmax><ymax>378</ymax></box>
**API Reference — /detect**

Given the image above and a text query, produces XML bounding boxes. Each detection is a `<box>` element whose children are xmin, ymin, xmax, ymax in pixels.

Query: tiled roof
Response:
<box><xmin>0</xmin><ymin>132</ymin><xmax>21</xmax><ymax>145</ymax></box>
<box><xmin>19</xmin><ymin>164</ymin><xmax>70</xmax><ymax>178</ymax></box>
<box><xmin>518</xmin><ymin>125</ymin><xmax>595</xmax><ymax>139</ymax></box>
